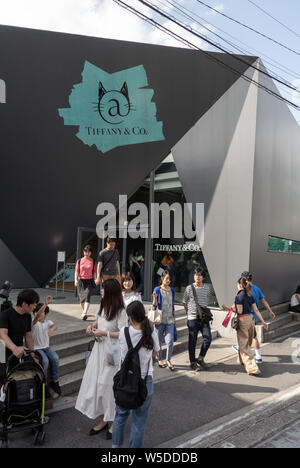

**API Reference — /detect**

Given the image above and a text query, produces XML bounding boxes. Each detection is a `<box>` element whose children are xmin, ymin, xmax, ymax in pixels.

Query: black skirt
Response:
<box><xmin>77</xmin><ymin>279</ymin><xmax>95</xmax><ymax>303</ymax></box>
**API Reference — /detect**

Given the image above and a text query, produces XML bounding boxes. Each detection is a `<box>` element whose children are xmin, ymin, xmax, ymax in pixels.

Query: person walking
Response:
<box><xmin>75</xmin><ymin>279</ymin><xmax>127</xmax><ymax>439</ymax></box>
<box><xmin>232</xmin><ymin>271</ymin><xmax>275</xmax><ymax>363</ymax></box>
<box><xmin>121</xmin><ymin>272</ymin><xmax>142</xmax><ymax>308</ymax></box>
<box><xmin>223</xmin><ymin>277</ymin><xmax>269</xmax><ymax>376</ymax></box>
<box><xmin>112</xmin><ymin>300</ymin><xmax>159</xmax><ymax>448</ymax></box>
<box><xmin>182</xmin><ymin>268</ymin><xmax>213</xmax><ymax>372</ymax></box>
<box><xmin>74</xmin><ymin>245</ymin><xmax>97</xmax><ymax>321</ymax></box>
<box><xmin>96</xmin><ymin>237</ymin><xmax>121</xmax><ymax>286</ymax></box>
<box><xmin>152</xmin><ymin>271</ymin><xmax>176</xmax><ymax>371</ymax></box>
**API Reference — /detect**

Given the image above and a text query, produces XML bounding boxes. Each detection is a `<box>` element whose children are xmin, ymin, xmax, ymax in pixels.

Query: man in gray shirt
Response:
<box><xmin>183</xmin><ymin>268</ymin><xmax>212</xmax><ymax>372</ymax></box>
<box><xmin>96</xmin><ymin>236</ymin><xmax>121</xmax><ymax>285</ymax></box>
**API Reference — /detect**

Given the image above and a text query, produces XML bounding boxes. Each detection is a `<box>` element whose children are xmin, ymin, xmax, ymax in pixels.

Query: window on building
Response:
<box><xmin>268</xmin><ymin>235</ymin><xmax>300</xmax><ymax>254</ymax></box>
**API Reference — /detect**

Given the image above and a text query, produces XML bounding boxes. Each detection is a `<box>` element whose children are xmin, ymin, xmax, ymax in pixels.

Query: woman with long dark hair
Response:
<box><xmin>75</xmin><ymin>279</ymin><xmax>127</xmax><ymax>439</ymax></box>
<box><xmin>152</xmin><ymin>271</ymin><xmax>176</xmax><ymax>371</ymax></box>
<box><xmin>223</xmin><ymin>277</ymin><xmax>269</xmax><ymax>376</ymax></box>
<box><xmin>112</xmin><ymin>301</ymin><xmax>159</xmax><ymax>448</ymax></box>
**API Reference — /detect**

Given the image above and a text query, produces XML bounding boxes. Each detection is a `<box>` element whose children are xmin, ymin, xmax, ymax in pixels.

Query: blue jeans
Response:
<box><xmin>188</xmin><ymin>319</ymin><xmax>212</xmax><ymax>364</ymax></box>
<box><xmin>112</xmin><ymin>380</ymin><xmax>154</xmax><ymax>448</ymax></box>
<box><xmin>156</xmin><ymin>324</ymin><xmax>174</xmax><ymax>361</ymax></box>
<box><xmin>37</xmin><ymin>347</ymin><xmax>59</xmax><ymax>383</ymax></box>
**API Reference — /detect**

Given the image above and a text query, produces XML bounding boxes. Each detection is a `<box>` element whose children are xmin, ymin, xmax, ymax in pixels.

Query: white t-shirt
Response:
<box><xmin>122</xmin><ymin>291</ymin><xmax>142</xmax><ymax>309</ymax></box>
<box><xmin>291</xmin><ymin>294</ymin><xmax>300</xmax><ymax>307</ymax></box>
<box><xmin>32</xmin><ymin>320</ymin><xmax>54</xmax><ymax>350</ymax></box>
<box><xmin>119</xmin><ymin>326</ymin><xmax>160</xmax><ymax>379</ymax></box>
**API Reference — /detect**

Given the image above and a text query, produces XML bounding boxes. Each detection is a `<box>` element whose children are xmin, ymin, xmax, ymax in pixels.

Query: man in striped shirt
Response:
<box><xmin>183</xmin><ymin>268</ymin><xmax>212</xmax><ymax>372</ymax></box>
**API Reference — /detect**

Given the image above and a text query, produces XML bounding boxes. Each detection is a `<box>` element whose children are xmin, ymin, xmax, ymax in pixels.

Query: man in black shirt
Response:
<box><xmin>0</xmin><ymin>289</ymin><xmax>40</xmax><ymax>362</ymax></box>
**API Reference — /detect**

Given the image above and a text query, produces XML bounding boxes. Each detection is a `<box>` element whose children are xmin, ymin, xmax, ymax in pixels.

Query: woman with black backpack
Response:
<box><xmin>112</xmin><ymin>301</ymin><xmax>159</xmax><ymax>448</ymax></box>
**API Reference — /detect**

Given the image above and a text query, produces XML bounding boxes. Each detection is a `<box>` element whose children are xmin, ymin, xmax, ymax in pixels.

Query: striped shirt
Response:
<box><xmin>182</xmin><ymin>284</ymin><xmax>211</xmax><ymax>320</ymax></box>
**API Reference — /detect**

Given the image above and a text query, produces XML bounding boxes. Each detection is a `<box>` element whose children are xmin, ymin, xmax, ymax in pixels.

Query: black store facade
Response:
<box><xmin>1</xmin><ymin>25</ymin><xmax>300</xmax><ymax>307</ymax></box>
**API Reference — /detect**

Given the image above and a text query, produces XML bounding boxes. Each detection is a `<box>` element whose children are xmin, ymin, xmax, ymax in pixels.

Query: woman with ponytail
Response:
<box><xmin>227</xmin><ymin>277</ymin><xmax>269</xmax><ymax>376</ymax></box>
<box><xmin>112</xmin><ymin>301</ymin><xmax>159</xmax><ymax>448</ymax></box>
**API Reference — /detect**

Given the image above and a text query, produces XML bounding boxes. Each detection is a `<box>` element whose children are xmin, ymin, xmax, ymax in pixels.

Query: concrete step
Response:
<box><xmin>289</xmin><ymin>311</ymin><xmax>300</xmax><ymax>322</ymax></box>
<box><xmin>60</xmin><ymin>369</ymin><xmax>84</xmax><ymax>396</ymax></box>
<box><xmin>260</xmin><ymin>303</ymin><xmax>289</xmax><ymax>320</ymax></box>
<box><xmin>51</xmin><ymin>328</ymin><xmax>88</xmax><ymax>346</ymax></box>
<box><xmin>58</xmin><ymin>329</ymin><xmax>219</xmax><ymax>396</ymax></box>
<box><xmin>59</xmin><ymin>352</ymin><xmax>86</xmax><ymax>377</ymax></box>
<box><xmin>263</xmin><ymin>320</ymin><xmax>300</xmax><ymax>342</ymax></box>
<box><xmin>53</xmin><ymin>337</ymin><xmax>91</xmax><ymax>359</ymax></box>
<box><xmin>258</xmin><ymin>313</ymin><xmax>293</xmax><ymax>332</ymax></box>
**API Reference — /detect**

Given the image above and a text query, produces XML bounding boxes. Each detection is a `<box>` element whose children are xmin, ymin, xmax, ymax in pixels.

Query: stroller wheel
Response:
<box><xmin>33</xmin><ymin>430</ymin><xmax>46</xmax><ymax>446</ymax></box>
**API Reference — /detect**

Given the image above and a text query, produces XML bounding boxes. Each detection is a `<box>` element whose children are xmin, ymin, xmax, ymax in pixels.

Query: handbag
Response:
<box><xmin>231</xmin><ymin>314</ymin><xmax>240</xmax><ymax>331</ymax></box>
<box><xmin>191</xmin><ymin>285</ymin><xmax>213</xmax><ymax>324</ymax></box>
<box><xmin>147</xmin><ymin>308</ymin><xmax>162</xmax><ymax>325</ymax></box>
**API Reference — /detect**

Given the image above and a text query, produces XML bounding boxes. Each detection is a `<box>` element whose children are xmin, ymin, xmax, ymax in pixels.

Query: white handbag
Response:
<box><xmin>147</xmin><ymin>308</ymin><xmax>162</xmax><ymax>325</ymax></box>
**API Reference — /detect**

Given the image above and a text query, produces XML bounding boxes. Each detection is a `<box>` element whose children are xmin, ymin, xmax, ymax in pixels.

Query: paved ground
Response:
<box><xmin>2</xmin><ymin>289</ymin><xmax>300</xmax><ymax>448</ymax></box>
<box><xmin>2</xmin><ymin>331</ymin><xmax>300</xmax><ymax>448</ymax></box>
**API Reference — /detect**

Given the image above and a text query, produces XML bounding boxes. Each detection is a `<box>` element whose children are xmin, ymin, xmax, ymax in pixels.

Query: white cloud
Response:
<box><xmin>0</xmin><ymin>0</ymin><xmax>150</xmax><ymax>43</ymax></box>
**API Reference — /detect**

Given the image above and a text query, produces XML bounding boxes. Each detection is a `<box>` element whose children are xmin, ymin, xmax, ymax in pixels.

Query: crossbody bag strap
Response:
<box><xmin>191</xmin><ymin>284</ymin><xmax>203</xmax><ymax>320</ymax></box>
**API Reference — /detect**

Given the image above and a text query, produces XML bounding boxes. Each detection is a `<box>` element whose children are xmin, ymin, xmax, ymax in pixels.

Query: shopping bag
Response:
<box><xmin>104</xmin><ymin>333</ymin><xmax>120</xmax><ymax>367</ymax></box>
<box><xmin>222</xmin><ymin>308</ymin><xmax>234</xmax><ymax>328</ymax></box>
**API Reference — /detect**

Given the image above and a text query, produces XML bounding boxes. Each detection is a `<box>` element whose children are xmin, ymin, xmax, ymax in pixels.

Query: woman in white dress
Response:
<box><xmin>121</xmin><ymin>272</ymin><xmax>142</xmax><ymax>308</ymax></box>
<box><xmin>75</xmin><ymin>279</ymin><xmax>128</xmax><ymax>439</ymax></box>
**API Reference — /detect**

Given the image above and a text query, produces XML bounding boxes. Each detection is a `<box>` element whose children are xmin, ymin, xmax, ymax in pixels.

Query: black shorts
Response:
<box><xmin>77</xmin><ymin>279</ymin><xmax>95</xmax><ymax>304</ymax></box>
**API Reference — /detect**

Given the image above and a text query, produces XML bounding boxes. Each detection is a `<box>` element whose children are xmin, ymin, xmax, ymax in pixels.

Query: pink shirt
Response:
<box><xmin>76</xmin><ymin>258</ymin><xmax>96</xmax><ymax>279</ymax></box>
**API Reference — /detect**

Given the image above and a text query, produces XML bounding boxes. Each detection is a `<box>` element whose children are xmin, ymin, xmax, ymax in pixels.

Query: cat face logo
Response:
<box><xmin>97</xmin><ymin>82</ymin><xmax>131</xmax><ymax>125</ymax></box>
<box><xmin>58</xmin><ymin>61</ymin><xmax>165</xmax><ymax>153</ymax></box>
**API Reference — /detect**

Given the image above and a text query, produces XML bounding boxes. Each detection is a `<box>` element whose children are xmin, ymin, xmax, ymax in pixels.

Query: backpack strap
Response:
<box><xmin>124</xmin><ymin>327</ymin><xmax>143</xmax><ymax>352</ymax></box>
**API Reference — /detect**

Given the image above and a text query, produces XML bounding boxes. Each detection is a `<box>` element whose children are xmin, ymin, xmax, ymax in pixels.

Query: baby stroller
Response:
<box><xmin>0</xmin><ymin>351</ymin><xmax>46</xmax><ymax>448</ymax></box>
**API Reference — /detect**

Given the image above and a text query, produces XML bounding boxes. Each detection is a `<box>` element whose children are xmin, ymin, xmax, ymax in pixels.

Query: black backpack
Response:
<box><xmin>113</xmin><ymin>327</ymin><xmax>150</xmax><ymax>410</ymax></box>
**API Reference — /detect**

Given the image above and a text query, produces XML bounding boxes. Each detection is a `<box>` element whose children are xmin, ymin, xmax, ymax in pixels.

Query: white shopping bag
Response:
<box><xmin>104</xmin><ymin>333</ymin><xmax>120</xmax><ymax>367</ymax></box>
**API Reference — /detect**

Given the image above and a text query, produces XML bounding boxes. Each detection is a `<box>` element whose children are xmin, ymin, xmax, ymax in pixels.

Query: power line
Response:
<box><xmin>247</xmin><ymin>0</ymin><xmax>300</xmax><ymax>38</ymax></box>
<box><xmin>156</xmin><ymin>0</ymin><xmax>300</xmax><ymax>93</ymax></box>
<box><xmin>113</xmin><ymin>0</ymin><xmax>300</xmax><ymax>110</ymax></box>
<box><xmin>164</xmin><ymin>0</ymin><xmax>300</xmax><ymax>81</ymax></box>
<box><xmin>137</xmin><ymin>0</ymin><xmax>300</xmax><ymax>95</ymax></box>
<box><xmin>195</xmin><ymin>0</ymin><xmax>300</xmax><ymax>57</ymax></box>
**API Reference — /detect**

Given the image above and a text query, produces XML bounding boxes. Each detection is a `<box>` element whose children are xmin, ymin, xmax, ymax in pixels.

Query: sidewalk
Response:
<box><xmin>3</xmin><ymin>289</ymin><xmax>300</xmax><ymax>448</ymax></box>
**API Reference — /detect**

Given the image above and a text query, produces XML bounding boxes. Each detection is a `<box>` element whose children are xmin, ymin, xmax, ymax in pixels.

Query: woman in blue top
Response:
<box><xmin>152</xmin><ymin>271</ymin><xmax>176</xmax><ymax>371</ymax></box>
<box><xmin>223</xmin><ymin>277</ymin><xmax>268</xmax><ymax>376</ymax></box>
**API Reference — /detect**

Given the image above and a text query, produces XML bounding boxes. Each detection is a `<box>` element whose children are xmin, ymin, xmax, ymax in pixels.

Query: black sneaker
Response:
<box><xmin>49</xmin><ymin>381</ymin><xmax>62</xmax><ymax>396</ymax></box>
<box><xmin>196</xmin><ymin>357</ymin><xmax>211</xmax><ymax>370</ymax></box>
<box><xmin>190</xmin><ymin>362</ymin><xmax>201</xmax><ymax>372</ymax></box>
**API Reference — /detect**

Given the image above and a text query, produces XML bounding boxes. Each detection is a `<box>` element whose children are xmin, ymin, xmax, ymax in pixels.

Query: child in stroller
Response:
<box><xmin>0</xmin><ymin>350</ymin><xmax>46</xmax><ymax>447</ymax></box>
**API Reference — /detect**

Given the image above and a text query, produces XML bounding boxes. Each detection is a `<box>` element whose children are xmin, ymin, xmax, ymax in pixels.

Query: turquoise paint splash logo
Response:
<box><xmin>58</xmin><ymin>61</ymin><xmax>165</xmax><ymax>153</ymax></box>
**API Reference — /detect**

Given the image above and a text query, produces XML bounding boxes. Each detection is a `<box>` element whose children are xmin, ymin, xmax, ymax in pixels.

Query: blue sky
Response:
<box><xmin>1</xmin><ymin>0</ymin><xmax>299</xmax><ymax>121</ymax></box>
